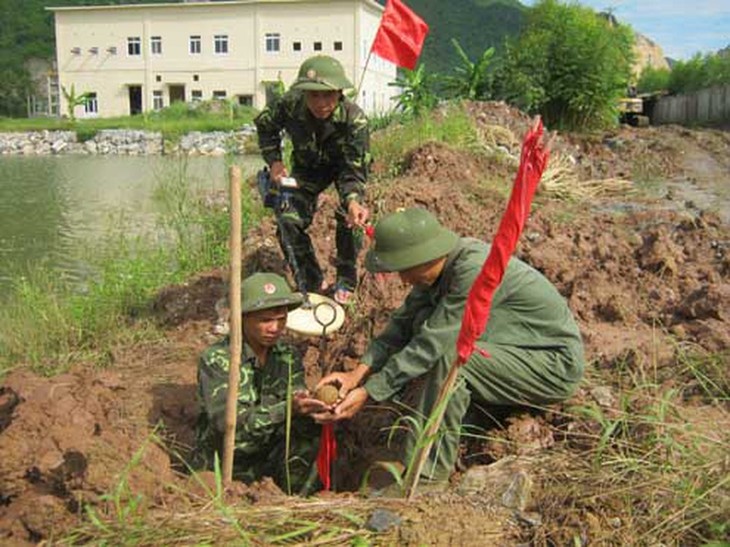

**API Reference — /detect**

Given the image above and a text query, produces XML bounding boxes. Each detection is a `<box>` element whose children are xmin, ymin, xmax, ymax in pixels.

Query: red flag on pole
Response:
<box><xmin>455</xmin><ymin>119</ymin><xmax>551</xmax><ymax>365</ymax></box>
<box><xmin>371</xmin><ymin>0</ymin><xmax>429</xmax><ymax>70</ymax></box>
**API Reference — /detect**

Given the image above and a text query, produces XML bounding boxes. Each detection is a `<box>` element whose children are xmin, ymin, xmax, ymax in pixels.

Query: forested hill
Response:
<box><xmin>1</xmin><ymin>0</ymin><xmax>525</xmax><ymax>116</ymax></box>
<box><xmin>398</xmin><ymin>0</ymin><xmax>526</xmax><ymax>75</ymax></box>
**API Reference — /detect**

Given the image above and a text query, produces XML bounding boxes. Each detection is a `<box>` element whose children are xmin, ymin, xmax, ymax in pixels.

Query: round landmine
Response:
<box><xmin>314</xmin><ymin>384</ymin><xmax>339</xmax><ymax>405</ymax></box>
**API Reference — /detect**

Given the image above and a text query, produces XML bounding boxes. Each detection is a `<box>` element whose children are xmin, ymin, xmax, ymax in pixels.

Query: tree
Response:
<box><xmin>668</xmin><ymin>52</ymin><xmax>730</xmax><ymax>94</ymax></box>
<box><xmin>439</xmin><ymin>39</ymin><xmax>494</xmax><ymax>100</ymax></box>
<box><xmin>637</xmin><ymin>66</ymin><xmax>671</xmax><ymax>94</ymax></box>
<box><xmin>493</xmin><ymin>0</ymin><xmax>635</xmax><ymax>130</ymax></box>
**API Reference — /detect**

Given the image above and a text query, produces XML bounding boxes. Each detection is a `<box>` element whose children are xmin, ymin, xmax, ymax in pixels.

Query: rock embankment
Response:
<box><xmin>0</xmin><ymin>126</ymin><xmax>257</xmax><ymax>156</ymax></box>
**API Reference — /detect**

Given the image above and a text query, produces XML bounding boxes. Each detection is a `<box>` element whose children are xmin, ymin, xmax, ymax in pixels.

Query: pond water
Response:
<box><xmin>0</xmin><ymin>155</ymin><xmax>261</xmax><ymax>297</ymax></box>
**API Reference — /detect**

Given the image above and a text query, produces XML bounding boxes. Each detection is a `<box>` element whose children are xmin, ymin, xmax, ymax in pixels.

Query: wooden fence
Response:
<box><xmin>651</xmin><ymin>84</ymin><xmax>730</xmax><ymax>125</ymax></box>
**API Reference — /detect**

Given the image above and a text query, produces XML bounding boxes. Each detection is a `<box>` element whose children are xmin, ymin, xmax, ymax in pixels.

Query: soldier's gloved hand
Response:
<box><xmin>346</xmin><ymin>200</ymin><xmax>369</xmax><ymax>229</ymax></box>
<box><xmin>292</xmin><ymin>389</ymin><xmax>332</xmax><ymax>416</ymax></box>
<box><xmin>270</xmin><ymin>161</ymin><xmax>288</xmax><ymax>185</ymax></box>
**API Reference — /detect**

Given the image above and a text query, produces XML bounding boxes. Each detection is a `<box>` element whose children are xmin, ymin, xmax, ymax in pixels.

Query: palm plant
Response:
<box><xmin>389</xmin><ymin>64</ymin><xmax>438</xmax><ymax>118</ymax></box>
<box><xmin>440</xmin><ymin>39</ymin><xmax>495</xmax><ymax>100</ymax></box>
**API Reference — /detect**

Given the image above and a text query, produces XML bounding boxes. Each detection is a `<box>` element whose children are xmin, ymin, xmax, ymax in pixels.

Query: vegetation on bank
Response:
<box><xmin>0</xmin><ymin>156</ymin><xmax>262</xmax><ymax>376</ymax></box>
<box><xmin>0</xmin><ymin>100</ymin><xmax>257</xmax><ymax>142</ymax></box>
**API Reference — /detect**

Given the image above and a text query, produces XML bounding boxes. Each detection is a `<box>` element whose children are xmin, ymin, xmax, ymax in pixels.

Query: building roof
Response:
<box><xmin>47</xmin><ymin>0</ymin><xmax>384</xmax><ymax>13</ymax></box>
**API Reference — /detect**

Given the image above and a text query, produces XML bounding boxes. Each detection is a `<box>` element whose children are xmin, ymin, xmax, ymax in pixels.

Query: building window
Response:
<box><xmin>238</xmin><ymin>95</ymin><xmax>253</xmax><ymax>107</ymax></box>
<box><xmin>265</xmin><ymin>33</ymin><xmax>280</xmax><ymax>52</ymax></box>
<box><xmin>334</xmin><ymin>41</ymin><xmax>343</xmax><ymax>51</ymax></box>
<box><xmin>155</xmin><ymin>75</ymin><xmax>162</xmax><ymax>82</ymax></box>
<box><xmin>84</xmin><ymin>92</ymin><xmax>98</xmax><ymax>114</ymax></box>
<box><xmin>213</xmin><ymin>90</ymin><xmax>227</xmax><ymax>100</ymax></box>
<box><xmin>151</xmin><ymin>36</ymin><xmax>162</xmax><ymax>55</ymax></box>
<box><xmin>313</xmin><ymin>41</ymin><xmax>322</xmax><ymax>51</ymax></box>
<box><xmin>127</xmin><ymin>37</ymin><xmax>141</xmax><ymax>56</ymax></box>
<box><xmin>214</xmin><ymin>35</ymin><xmax>228</xmax><ymax>54</ymax></box>
<box><xmin>191</xmin><ymin>90</ymin><xmax>203</xmax><ymax>102</ymax></box>
<box><xmin>293</xmin><ymin>41</ymin><xmax>302</xmax><ymax>52</ymax></box>
<box><xmin>193</xmin><ymin>74</ymin><xmax>199</xmax><ymax>82</ymax></box>
<box><xmin>153</xmin><ymin>90</ymin><xmax>164</xmax><ymax>110</ymax></box>
<box><xmin>189</xmin><ymin>35</ymin><xmax>201</xmax><ymax>54</ymax></box>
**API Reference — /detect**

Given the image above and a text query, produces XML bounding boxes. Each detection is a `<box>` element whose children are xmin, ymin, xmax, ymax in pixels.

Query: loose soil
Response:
<box><xmin>1</xmin><ymin>102</ymin><xmax>728</xmax><ymax>545</ymax></box>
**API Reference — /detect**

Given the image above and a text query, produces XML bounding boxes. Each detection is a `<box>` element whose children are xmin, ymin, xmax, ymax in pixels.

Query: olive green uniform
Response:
<box><xmin>254</xmin><ymin>90</ymin><xmax>370</xmax><ymax>293</ymax></box>
<box><xmin>362</xmin><ymin>237</ymin><xmax>585</xmax><ymax>481</ymax></box>
<box><xmin>195</xmin><ymin>337</ymin><xmax>319</xmax><ymax>492</ymax></box>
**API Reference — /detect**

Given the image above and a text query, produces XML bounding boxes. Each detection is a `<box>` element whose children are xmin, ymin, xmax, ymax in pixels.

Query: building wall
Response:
<box><xmin>51</xmin><ymin>0</ymin><xmax>396</xmax><ymax>118</ymax></box>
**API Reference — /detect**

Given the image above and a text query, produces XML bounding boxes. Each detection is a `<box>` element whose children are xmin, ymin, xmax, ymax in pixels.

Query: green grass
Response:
<box><xmin>0</xmin><ymin>100</ymin><xmax>257</xmax><ymax>142</ymax></box>
<box><xmin>0</xmin><ymin>157</ymin><xmax>263</xmax><ymax>377</ymax></box>
<box><xmin>371</xmin><ymin>102</ymin><xmax>480</xmax><ymax>177</ymax></box>
<box><xmin>530</xmin><ymin>346</ymin><xmax>730</xmax><ymax>545</ymax></box>
<box><xmin>66</xmin><ymin>437</ymin><xmax>380</xmax><ymax>545</ymax></box>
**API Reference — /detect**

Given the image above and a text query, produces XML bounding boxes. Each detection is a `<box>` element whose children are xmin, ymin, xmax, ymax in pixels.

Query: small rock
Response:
<box><xmin>590</xmin><ymin>386</ymin><xmax>615</xmax><ymax>408</ymax></box>
<box><xmin>515</xmin><ymin>511</ymin><xmax>542</xmax><ymax>527</ymax></box>
<box><xmin>365</xmin><ymin>508</ymin><xmax>402</xmax><ymax>533</ymax></box>
<box><xmin>501</xmin><ymin>471</ymin><xmax>532</xmax><ymax>511</ymax></box>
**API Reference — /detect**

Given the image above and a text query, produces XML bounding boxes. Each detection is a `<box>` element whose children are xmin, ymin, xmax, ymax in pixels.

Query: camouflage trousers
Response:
<box><xmin>276</xmin><ymin>186</ymin><xmax>360</xmax><ymax>293</ymax></box>
<box><xmin>193</xmin><ymin>417</ymin><xmax>321</xmax><ymax>494</ymax></box>
<box><xmin>403</xmin><ymin>342</ymin><xmax>583</xmax><ymax>482</ymax></box>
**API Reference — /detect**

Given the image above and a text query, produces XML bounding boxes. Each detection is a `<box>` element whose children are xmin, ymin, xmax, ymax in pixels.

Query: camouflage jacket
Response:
<box><xmin>196</xmin><ymin>337</ymin><xmax>305</xmax><ymax>457</ymax></box>
<box><xmin>362</xmin><ymin>237</ymin><xmax>585</xmax><ymax>402</ymax></box>
<box><xmin>254</xmin><ymin>90</ymin><xmax>369</xmax><ymax>204</ymax></box>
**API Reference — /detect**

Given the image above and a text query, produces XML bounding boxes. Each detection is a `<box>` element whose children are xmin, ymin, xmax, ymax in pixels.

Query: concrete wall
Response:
<box><xmin>652</xmin><ymin>84</ymin><xmax>730</xmax><ymax>125</ymax></box>
<box><xmin>51</xmin><ymin>0</ymin><xmax>396</xmax><ymax>118</ymax></box>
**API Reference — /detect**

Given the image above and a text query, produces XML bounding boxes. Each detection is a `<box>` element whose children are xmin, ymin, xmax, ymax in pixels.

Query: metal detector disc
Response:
<box><xmin>286</xmin><ymin>293</ymin><xmax>345</xmax><ymax>336</ymax></box>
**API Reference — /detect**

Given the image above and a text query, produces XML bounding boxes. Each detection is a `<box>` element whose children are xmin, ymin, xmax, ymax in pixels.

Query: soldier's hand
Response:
<box><xmin>292</xmin><ymin>390</ymin><xmax>332</xmax><ymax>416</ymax></box>
<box><xmin>317</xmin><ymin>364</ymin><xmax>370</xmax><ymax>399</ymax></box>
<box><xmin>270</xmin><ymin>161</ymin><xmax>288</xmax><ymax>184</ymax></box>
<box><xmin>315</xmin><ymin>387</ymin><xmax>368</xmax><ymax>423</ymax></box>
<box><xmin>346</xmin><ymin>200</ymin><xmax>369</xmax><ymax>228</ymax></box>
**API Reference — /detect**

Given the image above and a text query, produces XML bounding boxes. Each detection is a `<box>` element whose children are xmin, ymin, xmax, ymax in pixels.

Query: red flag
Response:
<box><xmin>316</xmin><ymin>423</ymin><xmax>337</xmax><ymax>490</ymax></box>
<box><xmin>456</xmin><ymin>119</ymin><xmax>550</xmax><ymax>365</ymax></box>
<box><xmin>371</xmin><ymin>0</ymin><xmax>429</xmax><ymax>70</ymax></box>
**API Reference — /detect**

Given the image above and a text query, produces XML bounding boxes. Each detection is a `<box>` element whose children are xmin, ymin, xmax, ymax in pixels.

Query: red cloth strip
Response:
<box><xmin>456</xmin><ymin>119</ymin><xmax>550</xmax><ymax>365</ymax></box>
<box><xmin>316</xmin><ymin>423</ymin><xmax>337</xmax><ymax>491</ymax></box>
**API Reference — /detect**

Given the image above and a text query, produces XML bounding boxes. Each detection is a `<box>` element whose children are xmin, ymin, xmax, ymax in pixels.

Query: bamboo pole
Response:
<box><xmin>222</xmin><ymin>165</ymin><xmax>242</xmax><ymax>486</ymax></box>
<box><xmin>404</xmin><ymin>359</ymin><xmax>459</xmax><ymax>500</ymax></box>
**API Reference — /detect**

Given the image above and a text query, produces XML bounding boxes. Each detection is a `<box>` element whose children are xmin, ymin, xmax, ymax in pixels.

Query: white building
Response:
<box><xmin>48</xmin><ymin>0</ymin><xmax>397</xmax><ymax>118</ymax></box>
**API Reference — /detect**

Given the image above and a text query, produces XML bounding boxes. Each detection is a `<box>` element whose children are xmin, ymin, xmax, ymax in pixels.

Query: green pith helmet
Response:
<box><xmin>365</xmin><ymin>208</ymin><xmax>459</xmax><ymax>273</ymax></box>
<box><xmin>291</xmin><ymin>55</ymin><xmax>353</xmax><ymax>91</ymax></box>
<box><xmin>242</xmin><ymin>273</ymin><xmax>303</xmax><ymax>313</ymax></box>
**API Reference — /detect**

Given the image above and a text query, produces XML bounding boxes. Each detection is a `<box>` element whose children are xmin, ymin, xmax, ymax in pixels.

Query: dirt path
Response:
<box><xmin>668</xmin><ymin>141</ymin><xmax>730</xmax><ymax>223</ymax></box>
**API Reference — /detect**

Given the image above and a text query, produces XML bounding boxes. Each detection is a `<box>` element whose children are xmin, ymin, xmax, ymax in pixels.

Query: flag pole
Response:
<box><xmin>356</xmin><ymin>44</ymin><xmax>375</xmax><ymax>102</ymax></box>
<box><xmin>222</xmin><ymin>165</ymin><xmax>242</xmax><ymax>486</ymax></box>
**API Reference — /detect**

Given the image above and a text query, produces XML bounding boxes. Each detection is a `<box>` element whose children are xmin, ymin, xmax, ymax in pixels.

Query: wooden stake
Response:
<box><xmin>404</xmin><ymin>359</ymin><xmax>460</xmax><ymax>500</ymax></box>
<box><xmin>222</xmin><ymin>165</ymin><xmax>242</xmax><ymax>486</ymax></box>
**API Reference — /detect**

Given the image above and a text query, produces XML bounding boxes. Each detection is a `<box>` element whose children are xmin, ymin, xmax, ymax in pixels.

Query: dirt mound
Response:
<box><xmin>1</xmin><ymin>103</ymin><xmax>728</xmax><ymax>544</ymax></box>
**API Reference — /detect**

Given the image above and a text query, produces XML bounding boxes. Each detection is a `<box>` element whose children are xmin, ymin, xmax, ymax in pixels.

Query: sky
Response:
<box><xmin>521</xmin><ymin>0</ymin><xmax>730</xmax><ymax>60</ymax></box>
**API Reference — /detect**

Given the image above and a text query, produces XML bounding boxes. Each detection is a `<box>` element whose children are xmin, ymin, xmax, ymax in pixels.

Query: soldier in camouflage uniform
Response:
<box><xmin>317</xmin><ymin>208</ymin><xmax>585</xmax><ymax>484</ymax></box>
<box><xmin>254</xmin><ymin>55</ymin><xmax>370</xmax><ymax>304</ymax></box>
<box><xmin>195</xmin><ymin>273</ymin><xmax>330</xmax><ymax>493</ymax></box>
